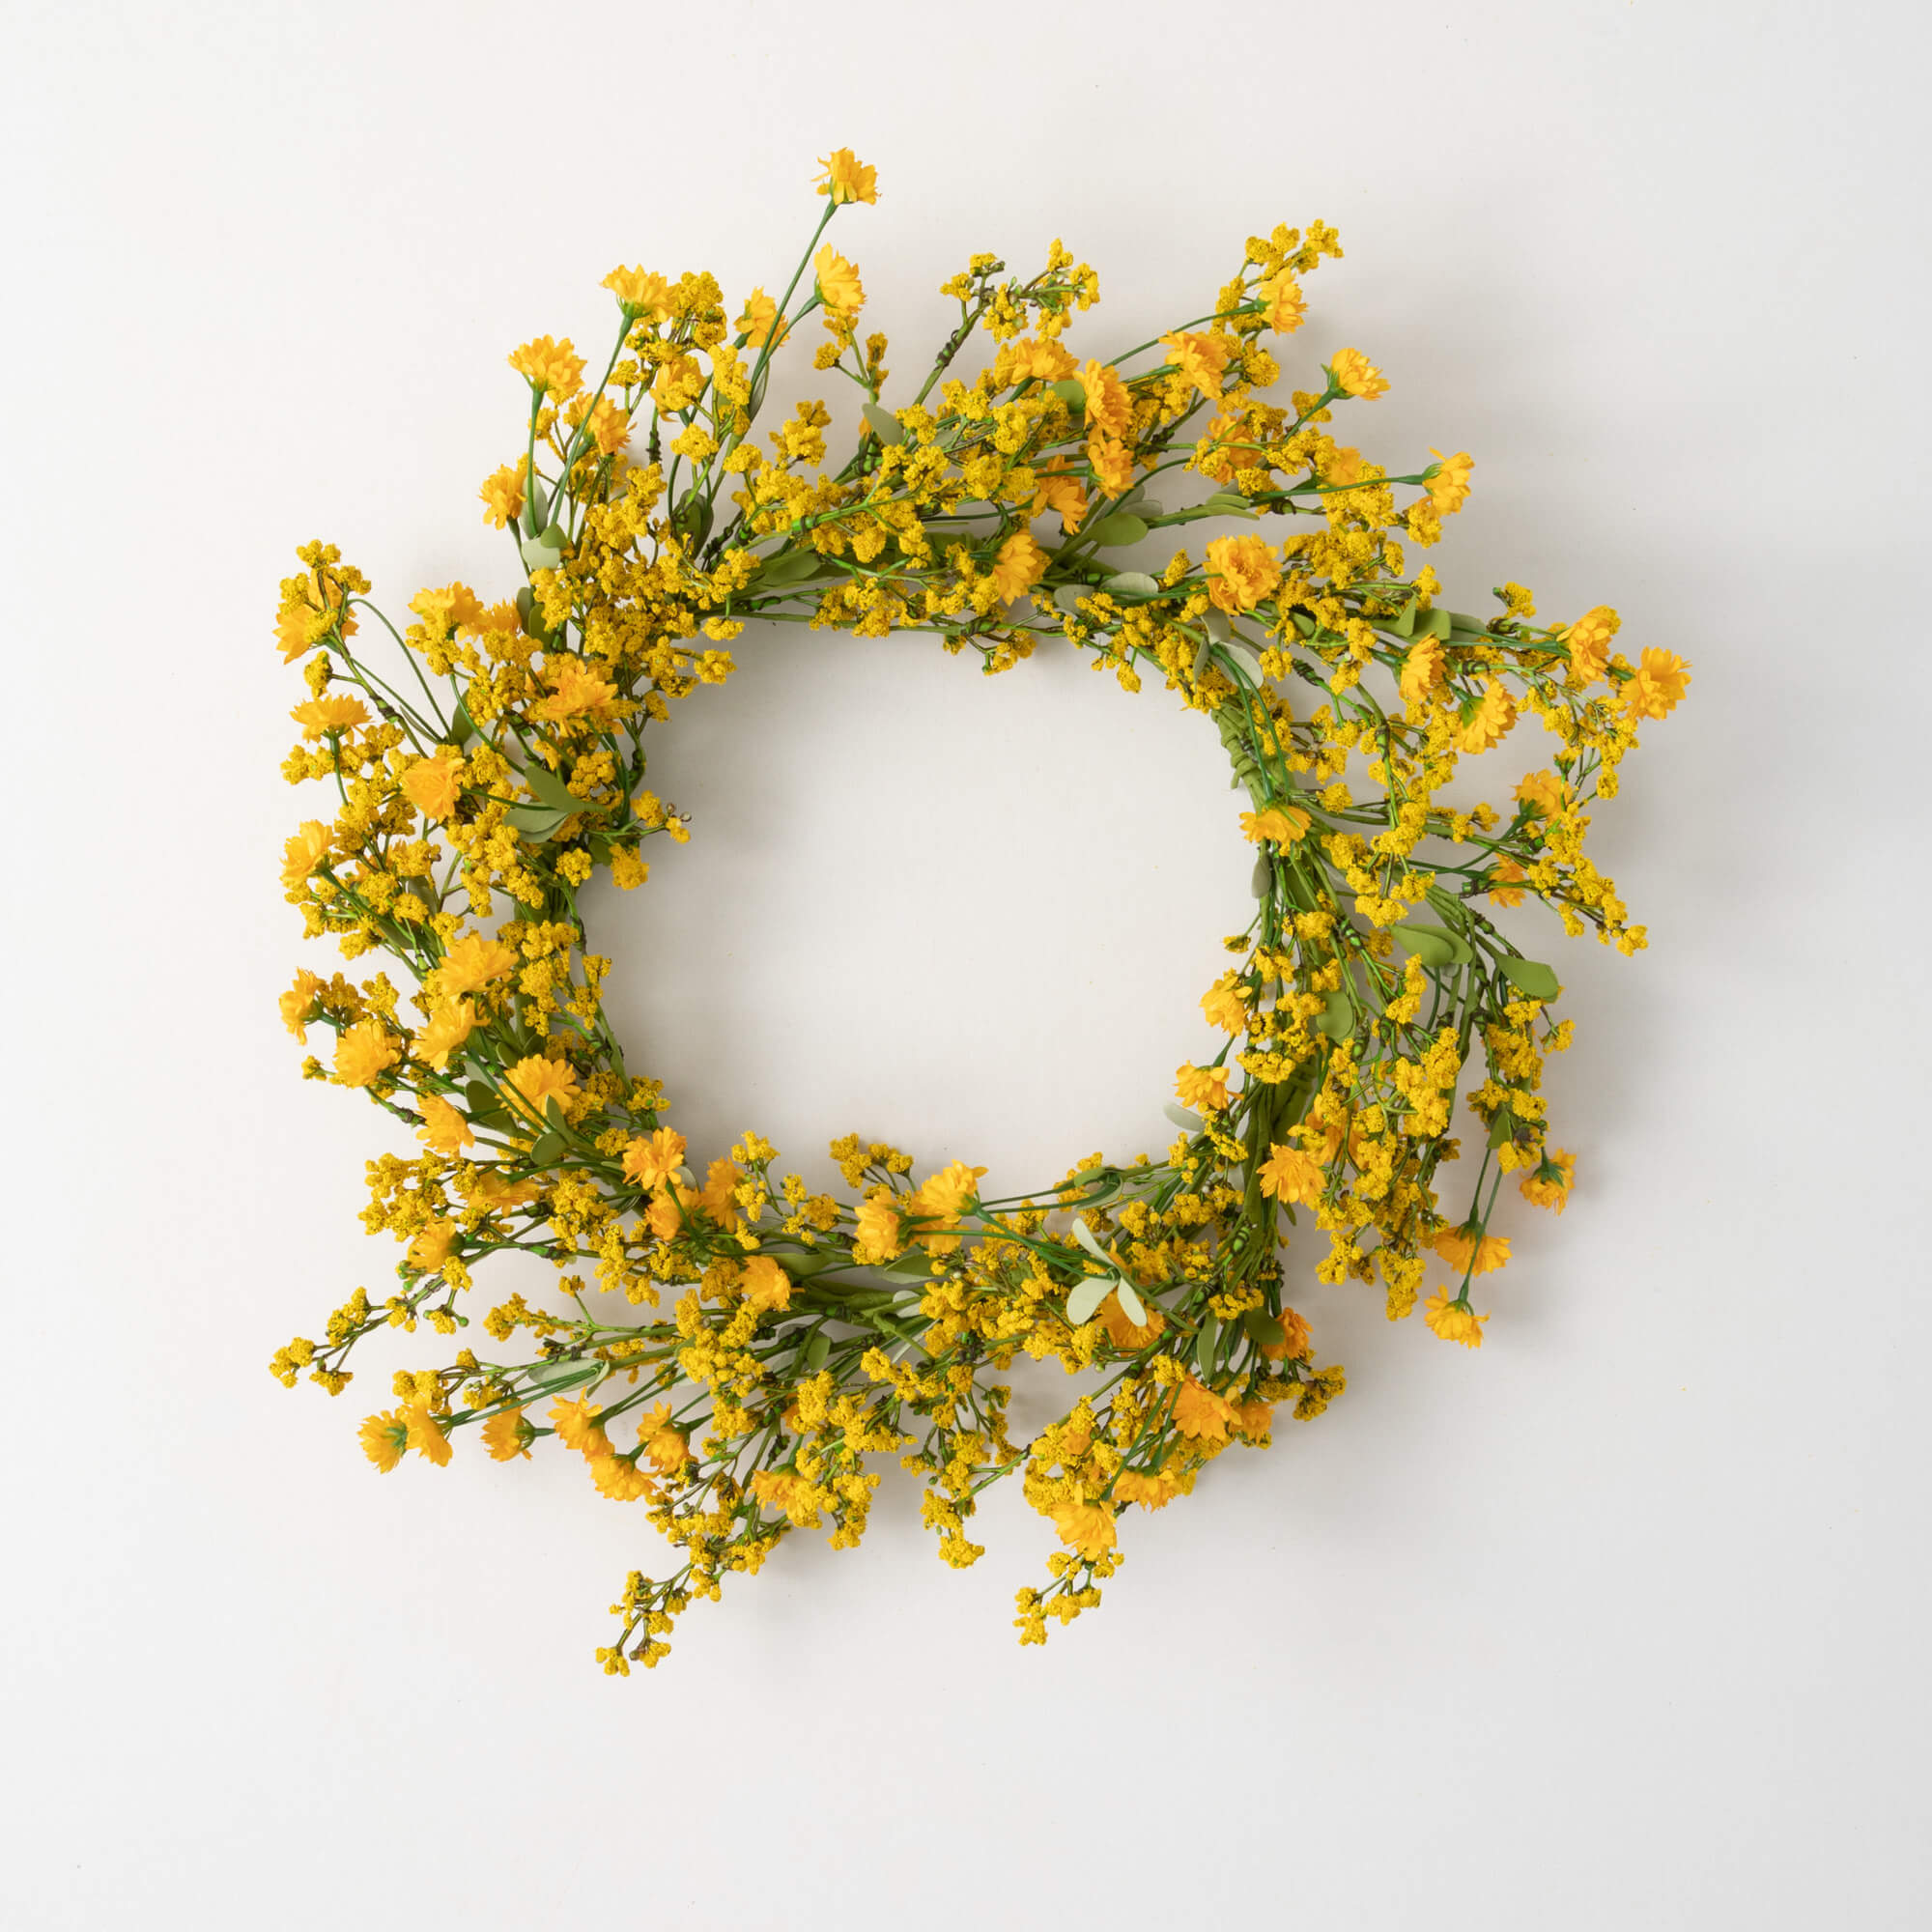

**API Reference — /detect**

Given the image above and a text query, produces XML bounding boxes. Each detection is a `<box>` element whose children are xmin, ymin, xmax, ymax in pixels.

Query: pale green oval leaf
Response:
<box><xmin>1086</xmin><ymin>512</ymin><xmax>1149</xmax><ymax>547</ymax></box>
<box><xmin>861</xmin><ymin>402</ymin><xmax>904</xmax><ymax>444</ymax></box>
<box><xmin>1101</xmin><ymin>571</ymin><xmax>1160</xmax><ymax>599</ymax></box>
<box><xmin>1065</xmin><ymin>1274</ymin><xmax>1111</xmax><ymax>1325</ymax></box>
<box><xmin>1497</xmin><ymin>955</ymin><xmax>1562</xmax><ymax>1001</ymax></box>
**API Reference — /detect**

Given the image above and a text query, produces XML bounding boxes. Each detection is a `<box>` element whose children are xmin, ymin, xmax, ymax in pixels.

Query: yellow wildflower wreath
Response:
<box><xmin>270</xmin><ymin>149</ymin><xmax>1690</xmax><ymax>1672</ymax></box>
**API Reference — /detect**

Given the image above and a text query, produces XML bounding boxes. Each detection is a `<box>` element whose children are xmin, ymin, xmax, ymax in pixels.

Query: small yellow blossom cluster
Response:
<box><xmin>270</xmin><ymin>154</ymin><xmax>1688</xmax><ymax>1675</ymax></box>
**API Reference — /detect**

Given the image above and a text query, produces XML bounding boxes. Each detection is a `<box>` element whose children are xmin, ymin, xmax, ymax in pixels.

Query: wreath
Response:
<box><xmin>270</xmin><ymin>150</ymin><xmax>1690</xmax><ymax>1673</ymax></box>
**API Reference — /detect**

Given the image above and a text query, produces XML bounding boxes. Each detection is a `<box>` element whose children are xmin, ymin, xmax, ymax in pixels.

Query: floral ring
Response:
<box><xmin>270</xmin><ymin>150</ymin><xmax>1689</xmax><ymax>1673</ymax></box>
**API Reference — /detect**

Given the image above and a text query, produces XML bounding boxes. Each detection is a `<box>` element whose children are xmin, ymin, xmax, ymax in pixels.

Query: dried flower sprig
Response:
<box><xmin>270</xmin><ymin>149</ymin><xmax>1689</xmax><ymax>1672</ymax></box>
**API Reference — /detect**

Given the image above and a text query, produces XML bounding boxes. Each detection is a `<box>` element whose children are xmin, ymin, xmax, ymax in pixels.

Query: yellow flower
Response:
<box><xmin>1428</xmin><ymin>449</ymin><xmax>1474</xmax><ymax>516</ymax></box>
<box><xmin>602</xmin><ymin>266</ymin><xmax>673</xmax><ymax>319</ymax></box>
<box><xmin>1621</xmin><ymin>647</ymin><xmax>1691</xmax><ymax>721</ymax></box>
<box><xmin>1003</xmin><ymin>336</ymin><xmax>1077</xmax><ymax>384</ymax></box>
<box><xmin>1205</xmin><ymin>533</ymin><xmax>1281</xmax><ymax>613</ymax></box>
<box><xmin>434</xmin><ymin>933</ymin><xmax>520</xmax><ymax>998</ymax></box>
<box><xmin>1433</xmin><ymin>1227</ymin><xmax>1512</xmax><ymax>1276</ymax></box>
<box><xmin>1458</xmin><ymin>682</ymin><xmax>1518</xmax><ymax>754</ymax></box>
<box><xmin>401</xmin><ymin>753</ymin><xmax>462</xmax><ymax>821</ymax></box>
<box><xmin>583</xmin><ymin>396</ymin><xmax>630</xmax><ymax>457</ymax></box>
<box><xmin>358</xmin><ymin>1410</ymin><xmax>410</xmax><ymax>1472</ymax></box>
<box><xmin>1172</xmin><ymin>1377</ymin><xmax>1236</xmax><ymax>1443</ymax></box>
<box><xmin>1258</xmin><ymin>270</ymin><xmax>1306</xmax><ymax>334</ymax></box>
<box><xmin>1515</xmin><ymin>769</ymin><xmax>1571</xmax><ymax>818</ymax></box>
<box><xmin>646</xmin><ymin>1187</ymin><xmax>685</xmax><ymax>1243</ymax></box>
<box><xmin>621</xmin><ymin>1127</ymin><xmax>687</xmax><ymax>1190</ymax></box>
<box><xmin>334</xmin><ymin>1020</ymin><xmax>400</xmax><ymax>1089</ymax></box>
<box><xmin>587</xmin><ymin>1454</ymin><xmax>653</xmax><ymax>1501</ymax></box>
<box><xmin>1488</xmin><ymin>858</ymin><xmax>1526</xmax><ymax>907</ymax></box>
<box><xmin>1257</xmin><ymin>1305</ymin><xmax>1313</xmax><ymax>1362</ymax></box>
<box><xmin>507</xmin><ymin>334</ymin><xmax>584</xmax><ymax>398</ymax></box>
<box><xmin>1563</xmin><ymin>605</ymin><xmax>1620</xmax><ymax>686</ymax></box>
<box><xmin>1077</xmin><ymin>358</ymin><xmax>1132</xmax><ymax>437</ymax></box>
<box><xmin>1031</xmin><ymin>462</ymin><xmax>1087</xmax><ymax>532</ymax></box>
<box><xmin>505</xmin><ymin>1054</ymin><xmax>580</xmax><ymax>1121</ymax></box>
<box><xmin>1234</xmin><ymin>1398</ymin><xmax>1275</xmax><ymax>1440</ymax></box>
<box><xmin>1259</xmin><ymin>1143</ymin><xmax>1324</xmax><ymax>1206</ymax></box>
<box><xmin>1175</xmin><ymin>1064</ymin><xmax>1232</xmax><ymax>1113</ymax></box>
<box><xmin>989</xmin><ymin>530</ymin><xmax>1048</xmax><ymax>602</ymax></box>
<box><xmin>813</xmin><ymin>244</ymin><xmax>865</xmax><ymax>316</ymax></box>
<box><xmin>1330</xmin><ymin>347</ymin><xmax>1389</xmax><ymax>399</ymax></box>
<box><xmin>532</xmin><ymin>658</ymin><xmax>617</xmax><ymax>724</ymax></box>
<box><xmin>1113</xmin><ymin>1470</ymin><xmax>1178</xmax><ymax>1510</ymax></box>
<box><xmin>404</xmin><ymin>1402</ymin><xmax>452</xmax><ymax>1466</ymax></box>
<box><xmin>416</xmin><ymin>1094</ymin><xmax>473</xmax><ymax>1156</ymax></box>
<box><xmin>741</xmin><ymin>1256</ymin><xmax>792</xmax><ymax>1314</ymax></box>
<box><xmin>1099</xmin><ymin>1290</ymin><xmax>1166</xmax><ymax>1350</ymax></box>
<box><xmin>279</xmin><ymin>968</ymin><xmax>322</xmax><ymax>1038</ymax></box>
<box><xmin>636</xmin><ymin>1403</ymin><xmax>692</xmax><ymax>1474</ymax></box>
<box><xmin>751</xmin><ymin>1467</ymin><xmax>823</xmax><ymax>1526</ymax></box>
<box><xmin>1240</xmin><ymin>805</ymin><xmax>1312</xmax><ymax>845</ymax></box>
<box><xmin>1086</xmin><ymin>433</ymin><xmax>1134</xmax><ymax>497</ymax></box>
<box><xmin>853</xmin><ymin>1188</ymin><xmax>903</xmax><ymax>1264</ymax></box>
<box><xmin>549</xmin><ymin>1396</ymin><xmax>611</xmax><ymax>1459</ymax></box>
<box><xmin>279</xmin><ymin>820</ymin><xmax>331</xmax><ymax>893</ymax></box>
<box><xmin>735</xmin><ymin>287</ymin><xmax>787</xmax><ymax>349</ymax></box>
<box><xmin>408</xmin><ymin>583</ymin><xmax>486</xmax><ymax>636</ymax></box>
<box><xmin>1423</xmin><ymin>1291</ymin><xmax>1488</xmax><ymax>1348</ymax></box>
<box><xmin>411</xmin><ymin>1001</ymin><xmax>476</xmax><ymax>1070</ymax></box>
<box><xmin>908</xmin><ymin>1159</ymin><xmax>988</xmax><ymax>1253</ymax></box>
<box><xmin>1399</xmin><ymin>636</ymin><xmax>1444</xmax><ymax>705</ymax></box>
<box><xmin>1159</xmin><ymin>329</ymin><xmax>1233</xmax><ymax>400</ymax></box>
<box><xmin>1520</xmin><ymin>1149</ymin><xmax>1577</xmax><ymax>1213</ymax></box>
<box><xmin>1048</xmin><ymin>1500</ymin><xmax>1118</xmax><ymax>1560</ymax></box>
<box><xmin>814</xmin><ymin>147</ymin><xmax>878</xmax><ymax>205</ymax></box>
<box><xmin>481</xmin><ymin>1407</ymin><xmax>532</xmax><ymax>1462</ymax></box>
<box><xmin>290</xmin><ymin>694</ymin><xmax>370</xmax><ymax>740</ymax></box>
<box><xmin>479</xmin><ymin>460</ymin><xmax>526</xmax><ymax>529</ymax></box>
<box><xmin>651</xmin><ymin>353</ymin><xmax>705</xmax><ymax>413</ymax></box>
<box><xmin>696</xmin><ymin>1157</ymin><xmax>741</xmax><ymax>1219</ymax></box>
<box><xmin>1201</xmin><ymin>973</ymin><xmax>1247</xmax><ymax>1034</ymax></box>
<box><xmin>407</xmin><ymin>1220</ymin><xmax>459</xmax><ymax>1273</ymax></box>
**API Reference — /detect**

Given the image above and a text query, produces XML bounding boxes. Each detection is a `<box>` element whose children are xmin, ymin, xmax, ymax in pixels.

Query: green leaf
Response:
<box><xmin>881</xmin><ymin>1253</ymin><xmax>932</xmax><ymax>1281</ymax></box>
<box><xmin>522</xmin><ymin>1357</ymin><xmax>598</xmax><ymax>1393</ymax></box>
<box><xmin>1382</xmin><ymin>602</ymin><xmax>1418</xmax><ymax>638</ymax></box>
<box><xmin>1100</xmin><ymin>571</ymin><xmax>1161</xmax><ymax>600</ymax></box>
<box><xmin>1068</xmin><ymin>1217</ymin><xmax>1114</xmax><ymax>1268</ymax></box>
<box><xmin>1202</xmin><ymin>608</ymin><xmax>1232</xmax><ymax>641</ymax></box>
<box><xmin>1195</xmin><ymin>1314</ymin><xmax>1221</xmax><ymax>1378</ymax></box>
<box><xmin>1202</xmin><ymin>490</ymin><xmax>1257</xmax><ymax>517</ymax></box>
<box><xmin>449</xmin><ymin>697</ymin><xmax>476</xmax><ymax>748</ymax></box>
<box><xmin>523</xmin><ymin>762</ymin><xmax>584</xmax><ymax>815</ymax></box>
<box><xmin>1250</xmin><ymin>854</ymin><xmax>1272</xmax><ymax>899</ymax></box>
<box><xmin>752</xmin><ymin>549</ymin><xmax>828</xmax><ymax>588</ymax></box>
<box><xmin>544</xmin><ymin>1096</ymin><xmax>570</xmax><ymax>1133</ymax></box>
<box><xmin>1116</xmin><ymin>1280</ymin><xmax>1148</xmax><ymax>1327</ymax></box>
<box><xmin>1497</xmin><ymin>955</ymin><xmax>1562</xmax><ymax>1002</ymax></box>
<box><xmin>1086</xmin><ymin>511</ymin><xmax>1149</xmax><ymax>547</ymax></box>
<box><xmin>1314</xmin><ymin>988</ymin><xmax>1353</xmax><ymax>1039</ymax></box>
<box><xmin>1162</xmin><ymin>1102</ymin><xmax>1204</xmax><ymax>1133</ymax></box>
<box><xmin>520</xmin><ymin>533</ymin><xmax>564</xmax><ymax>572</ymax></box>
<box><xmin>464</xmin><ymin>1080</ymin><xmax>507</xmax><ymax>1122</ymax></box>
<box><xmin>1487</xmin><ymin>1108</ymin><xmax>1517</xmax><ymax>1151</ymax></box>
<box><xmin>1242</xmin><ymin>1310</ymin><xmax>1287</xmax><ymax>1348</ymax></box>
<box><xmin>507</xmin><ymin>803</ymin><xmax>572</xmax><ymax>839</ymax></box>
<box><xmin>802</xmin><ymin>1331</ymin><xmax>832</xmax><ymax>1371</ymax></box>
<box><xmin>1065</xmin><ymin>1274</ymin><xmax>1111</xmax><ymax>1325</ymax></box>
<box><xmin>528</xmin><ymin>1129</ymin><xmax>566</xmax><ymax>1165</ymax></box>
<box><xmin>1048</xmin><ymin>379</ymin><xmax>1087</xmax><ymax>412</ymax></box>
<box><xmin>1392</xmin><ymin>921</ymin><xmax>1472</xmax><ymax>969</ymax></box>
<box><xmin>861</xmin><ymin>402</ymin><xmax>904</xmax><ymax>444</ymax></box>
<box><xmin>1413</xmin><ymin>606</ymin><xmax>1452</xmax><ymax>640</ymax></box>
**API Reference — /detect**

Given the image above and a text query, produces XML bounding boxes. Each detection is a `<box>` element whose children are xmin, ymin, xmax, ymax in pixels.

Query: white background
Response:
<box><xmin>7</xmin><ymin>2</ymin><xmax>1928</xmax><ymax>1925</ymax></box>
